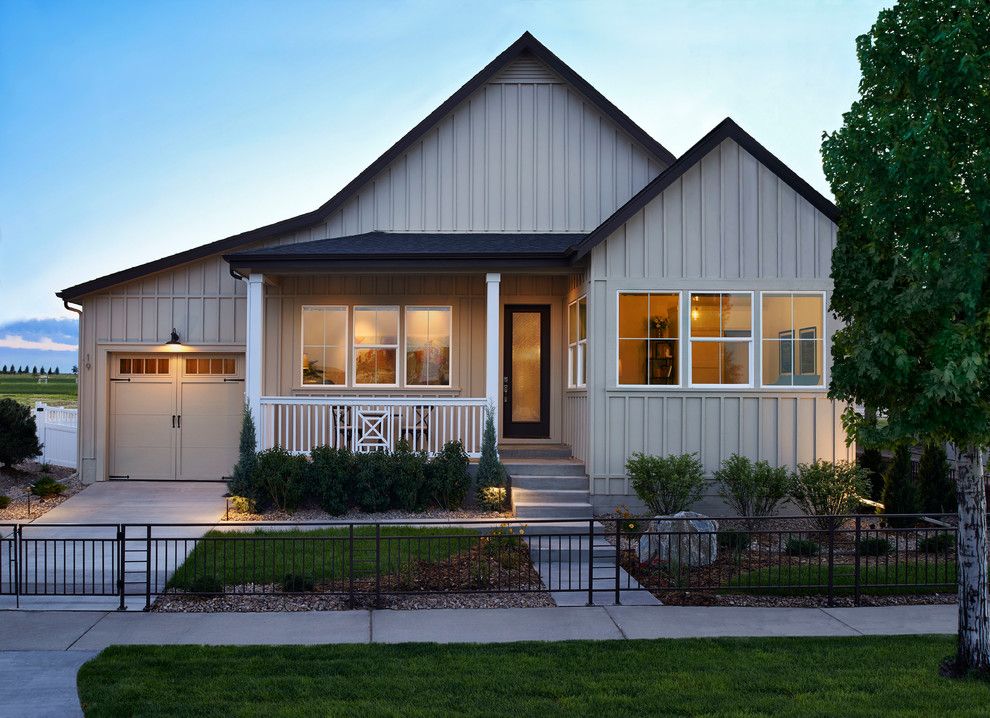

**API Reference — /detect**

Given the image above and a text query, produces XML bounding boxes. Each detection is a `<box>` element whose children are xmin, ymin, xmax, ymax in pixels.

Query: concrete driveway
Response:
<box><xmin>31</xmin><ymin>481</ymin><xmax>227</xmax><ymax>526</ymax></box>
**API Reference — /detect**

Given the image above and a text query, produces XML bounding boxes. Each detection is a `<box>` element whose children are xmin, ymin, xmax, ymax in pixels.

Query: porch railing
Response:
<box><xmin>260</xmin><ymin>396</ymin><xmax>488</xmax><ymax>456</ymax></box>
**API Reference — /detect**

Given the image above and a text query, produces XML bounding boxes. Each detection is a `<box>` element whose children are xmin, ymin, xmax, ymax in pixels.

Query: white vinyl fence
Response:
<box><xmin>34</xmin><ymin>402</ymin><xmax>77</xmax><ymax>469</ymax></box>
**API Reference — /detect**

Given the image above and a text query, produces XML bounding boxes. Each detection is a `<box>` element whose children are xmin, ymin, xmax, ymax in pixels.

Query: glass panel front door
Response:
<box><xmin>503</xmin><ymin>305</ymin><xmax>550</xmax><ymax>438</ymax></box>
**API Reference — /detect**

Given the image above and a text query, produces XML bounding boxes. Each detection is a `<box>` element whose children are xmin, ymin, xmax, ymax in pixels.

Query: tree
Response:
<box><xmin>918</xmin><ymin>443</ymin><xmax>956</xmax><ymax>514</ymax></box>
<box><xmin>1</xmin><ymin>365</ymin><xmax>7</xmax><ymax>374</ymax></box>
<box><xmin>72</xmin><ymin>365</ymin><xmax>78</xmax><ymax>375</ymax></box>
<box><xmin>227</xmin><ymin>404</ymin><xmax>258</xmax><ymax>501</ymax></box>
<box><xmin>881</xmin><ymin>445</ymin><xmax>921</xmax><ymax>526</ymax></box>
<box><xmin>0</xmin><ymin>398</ymin><xmax>43</xmax><ymax>467</ymax></box>
<box><xmin>475</xmin><ymin>405</ymin><xmax>506</xmax><ymax>510</ymax></box>
<box><xmin>858</xmin><ymin>447</ymin><xmax>886</xmax><ymax>501</ymax></box>
<box><xmin>54</xmin><ymin>367</ymin><xmax>60</xmax><ymax>375</ymax></box>
<box><xmin>821</xmin><ymin>0</ymin><xmax>990</xmax><ymax>674</ymax></box>
<box><xmin>31</xmin><ymin>366</ymin><xmax>37</xmax><ymax>376</ymax></box>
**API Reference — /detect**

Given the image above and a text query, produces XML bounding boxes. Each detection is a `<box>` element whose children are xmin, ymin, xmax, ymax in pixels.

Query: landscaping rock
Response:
<box><xmin>637</xmin><ymin>511</ymin><xmax>719</xmax><ymax>567</ymax></box>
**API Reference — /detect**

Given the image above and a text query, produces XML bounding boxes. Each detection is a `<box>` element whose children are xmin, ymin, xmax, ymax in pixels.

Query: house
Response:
<box><xmin>56</xmin><ymin>32</ymin><xmax>852</xmax><ymax>516</ymax></box>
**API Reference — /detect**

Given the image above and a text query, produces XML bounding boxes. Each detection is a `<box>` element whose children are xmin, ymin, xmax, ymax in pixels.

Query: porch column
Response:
<box><xmin>245</xmin><ymin>273</ymin><xmax>265</xmax><ymax>447</ymax></box>
<box><xmin>485</xmin><ymin>273</ymin><xmax>501</xmax><ymax>439</ymax></box>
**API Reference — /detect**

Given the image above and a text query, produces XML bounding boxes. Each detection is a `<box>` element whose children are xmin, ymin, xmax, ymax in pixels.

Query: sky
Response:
<box><xmin>0</xmin><ymin>0</ymin><xmax>889</xmax><ymax>369</ymax></box>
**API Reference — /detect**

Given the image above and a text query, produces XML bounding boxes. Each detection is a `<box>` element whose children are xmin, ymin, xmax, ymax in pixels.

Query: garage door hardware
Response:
<box><xmin>110</xmin><ymin>378</ymin><xmax>131</xmax><ymax>382</ymax></box>
<box><xmin>171</xmin><ymin>415</ymin><xmax>182</xmax><ymax>428</ymax></box>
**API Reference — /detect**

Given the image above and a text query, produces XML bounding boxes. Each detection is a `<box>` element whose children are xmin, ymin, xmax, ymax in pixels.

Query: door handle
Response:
<box><xmin>172</xmin><ymin>415</ymin><xmax>176</xmax><ymax>428</ymax></box>
<box><xmin>177</xmin><ymin>415</ymin><xmax>181</xmax><ymax>429</ymax></box>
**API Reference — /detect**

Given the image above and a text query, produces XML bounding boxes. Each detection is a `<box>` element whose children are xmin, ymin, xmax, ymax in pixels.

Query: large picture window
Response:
<box><xmin>405</xmin><ymin>306</ymin><xmax>451</xmax><ymax>386</ymax></box>
<box><xmin>618</xmin><ymin>292</ymin><xmax>680</xmax><ymax>385</ymax></box>
<box><xmin>302</xmin><ymin>306</ymin><xmax>347</xmax><ymax>385</ymax></box>
<box><xmin>353</xmin><ymin>306</ymin><xmax>399</xmax><ymax>386</ymax></box>
<box><xmin>568</xmin><ymin>297</ymin><xmax>587</xmax><ymax>388</ymax></box>
<box><xmin>689</xmin><ymin>292</ymin><xmax>752</xmax><ymax>386</ymax></box>
<box><xmin>761</xmin><ymin>292</ymin><xmax>825</xmax><ymax>387</ymax></box>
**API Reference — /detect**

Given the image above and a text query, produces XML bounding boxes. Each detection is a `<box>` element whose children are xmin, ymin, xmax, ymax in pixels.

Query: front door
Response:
<box><xmin>502</xmin><ymin>304</ymin><xmax>550</xmax><ymax>439</ymax></box>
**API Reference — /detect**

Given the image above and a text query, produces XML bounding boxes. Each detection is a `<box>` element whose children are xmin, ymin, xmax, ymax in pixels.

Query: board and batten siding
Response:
<box><xmin>585</xmin><ymin>137</ymin><xmax>850</xmax><ymax>500</ymax></box>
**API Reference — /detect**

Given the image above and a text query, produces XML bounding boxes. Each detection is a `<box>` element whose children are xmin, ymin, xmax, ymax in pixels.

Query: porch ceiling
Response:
<box><xmin>224</xmin><ymin>231</ymin><xmax>586</xmax><ymax>274</ymax></box>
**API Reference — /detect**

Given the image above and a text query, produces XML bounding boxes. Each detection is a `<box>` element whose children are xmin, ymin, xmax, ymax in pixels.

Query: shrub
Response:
<box><xmin>856</xmin><ymin>537</ymin><xmax>892</xmax><ymax>556</ymax></box>
<box><xmin>784</xmin><ymin>538</ymin><xmax>820</xmax><ymax>556</ymax></box>
<box><xmin>30</xmin><ymin>475</ymin><xmax>66</xmax><ymax>499</ymax></box>
<box><xmin>40</xmin><ymin>462</ymin><xmax>54</xmax><ymax>473</ymax></box>
<box><xmin>475</xmin><ymin>406</ymin><xmax>507</xmax><ymax>510</ymax></box>
<box><xmin>0</xmin><ymin>495</ymin><xmax>10</xmax><ymax>510</ymax></box>
<box><xmin>392</xmin><ymin>440</ymin><xmax>428</xmax><ymax>511</ymax></box>
<box><xmin>308</xmin><ymin>445</ymin><xmax>354</xmax><ymax>516</ymax></box>
<box><xmin>858</xmin><ymin>447</ymin><xmax>886</xmax><ymax>501</ymax></box>
<box><xmin>0</xmin><ymin>398</ymin><xmax>42</xmax><ymax>468</ymax></box>
<box><xmin>228</xmin><ymin>404</ymin><xmax>258</xmax><ymax>500</ymax></box>
<box><xmin>715</xmin><ymin>454</ymin><xmax>792</xmax><ymax>525</ymax></box>
<box><xmin>916</xmin><ymin>443</ymin><xmax>956</xmax><ymax>514</ymax></box>
<box><xmin>790</xmin><ymin>460</ymin><xmax>870</xmax><ymax>531</ymax></box>
<box><xmin>424</xmin><ymin>441</ymin><xmax>470</xmax><ymax>509</ymax></box>
<box><xmin>187</xmin><ymin>575</ymin><xmax>224</xmax><ymax>595</ymax></box>
<box><xmin>718</xmin><ymin>530</ymin><xmax>751</xmax><ymax>551</ymax></box>
<box><xmin>881</xmin><ymin>446</ymin><xmax>921</xmax><ymax>527</ymax></box>
<box><xmin>228</xmin><ymin>495</ymin><xmax>254</xmax><ymax>514</ymax></box>
<box><xmin>281</xmin><ymin>573</ymin><xmax>316</xmax><ymax>592</ymax></box>
<box><xmin>626</xmin><ymin>452</ymin><xmax>705</xmax><ymax>516</ymax></box>
<box><xmin>917</xmin><ymin>533</ymin><xmax>955</xmax><ymax>553</ymax></box>
<box><xmin>353</xmin><ymin>451</ymin><xmax>393</xmax><ymax>513</ymax></box>
<box><xmin>253</xmin><ymin>447</ymin><xmax>307</xmax><ymax>512</ymax></box>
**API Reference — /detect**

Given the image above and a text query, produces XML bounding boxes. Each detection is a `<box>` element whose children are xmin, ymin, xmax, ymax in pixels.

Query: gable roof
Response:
<box><xmin>57</xmin><ymin>31</ymin><xmax>674</xmax><ymax>301</ymax></box>
<box><xmin>569</xmin><ymin>118</ymin><xmax>839</xmax><ymax>261</ymax></box>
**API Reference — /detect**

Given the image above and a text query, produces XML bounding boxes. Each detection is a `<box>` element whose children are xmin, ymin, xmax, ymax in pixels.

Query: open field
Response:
<box><xmin>77</xmin><ymin>636</ymin><xmax>988</xmax><ymax>717</ymax></box>
<box><xmin>0</xmin><ymin>373</ymin><xmax>77</xmax><ymax>407</ymax></box>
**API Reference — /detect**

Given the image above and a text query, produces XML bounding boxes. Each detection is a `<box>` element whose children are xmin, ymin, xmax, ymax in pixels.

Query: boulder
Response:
<box><xmin>637</xmin><ymin>511</ymin><xmax>718</xmax><ymax>567</ymax></box>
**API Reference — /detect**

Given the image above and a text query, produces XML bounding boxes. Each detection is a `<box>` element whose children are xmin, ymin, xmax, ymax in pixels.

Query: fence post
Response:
<box><xmin>117</xmin><ymin>524</ymin><xmax>126</xmax><ymax>611</ymax></box>
<box><xmin>14</xmin><ymin>525</ymin><xmax>21</xmax><ymax>609</ymax></box>
<box><xmin>144</xmin><ymin>525</ymin><xmax>152</xmax><ymax>611</ymax></box>
<box><xmin>826</xmin><ymin>520</ymin><xmax>835</xmax><ymax>608</ymax></box>
<box><xmin>587</xmin><ymin>519</ymin><xmax>595</xmax><ymax>607</ymax></box>
<box><xmin>614</xmin><ymin>517</ymin><xmax>621</xmax><ymax>606</ymax></box>
<box><xmin>374</xmin><ymin>523</ymin><xmax>381</xmax><ymax>608</ymax></box>
<box><xmin>348</xmin><ymin>523</ymin><xmax>355</xmax><ymax>609</ymax></box>
<box><xmin>853</xmin><ymin>515</ymin><xmax>861</xmax><ymax>607</ymax></box>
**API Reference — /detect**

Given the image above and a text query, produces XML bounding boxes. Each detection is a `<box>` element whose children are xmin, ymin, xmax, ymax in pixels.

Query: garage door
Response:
<box><xmin>109</xmin><ymin>354</ymin><xmax>243</xmax><ymax>480</ymax></box>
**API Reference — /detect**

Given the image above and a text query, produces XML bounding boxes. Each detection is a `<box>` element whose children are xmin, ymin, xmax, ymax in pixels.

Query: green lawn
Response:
<box><xmin>168</xmin><ymin>526</ymin><xmax>481</xmax><ymax>589</ymax></box>
<box><xmin>724</xmin><ymin>560</ymin><xmax>956</xmax><ymax>595</ymax></box>
<box><xmin>0</xmin><ymin>373</ymin><xmax>77</xmax><ymax>407</ymax></box>
<box><xmin>76</xmin><ymin>636</ymin><xmax>988</xmax><ymax>717</ymax></box>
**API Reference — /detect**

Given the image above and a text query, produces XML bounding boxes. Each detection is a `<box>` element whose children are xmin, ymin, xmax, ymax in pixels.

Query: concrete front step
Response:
<box><xmin>510</xmin><ymin>475</ymin><xmax>589</xmax><ymax>490</ymax></box>
<box><xmin>514</xmin><ymin>502</ymin><xmax>593</xmax><ymax>519</ymax></box>
<box><xmin>512</xmin><ymin>488</ymin><xmax>589</xmax><ymax>505</ymax></box>
<box><xmin>503</xmin><ymin>461</ymin><xmax>587</xmax><ymax>477</ymax></box>
<box><xmin>499</xmin><ymin>444</ymin><xmax>573</xmax><ymax>459</ymax></box>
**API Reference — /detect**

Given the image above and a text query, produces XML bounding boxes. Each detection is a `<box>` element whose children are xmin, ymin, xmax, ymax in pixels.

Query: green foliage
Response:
<box><xmin>475</xmin><ymin>406</ymin><xmax>507</xmax><ymax>510</ymax></box>
<box><xmin>391</xmin><ymin>440</ymin><xmax>428</xmax><ymax>511</ymax></box>
<box><xmin>882</xmin><ymin>446</ymin><xmax>922</xmax><ymax>526</ymax></box>
<box><xmin>0</xmin><ymin>398</ymin><xmax>42</xmax><ymax>467</ymax></box>
<box><xmin>308</xmin><ymin>446</ymin><xmax>354</xmax><ymax>516</ymax></box>
<box><xmin>858</xmin><ymin>448</ymin><xmax>886</xmax><ymax>502</ymax></box>
<box><xmin>714</xmin><ymin>453</ymin><xmax>792</xmax><ymax>522</ymax></box>
<box><xmin>281</xmin><ymin>573</ymin><xmax>316</xmax><ymax>592</ymax></box>
<box><xmin>917</xmin><ymin>443</ymin><xmax>956</xmax><ymax>513</ymax></box>
<box><xmin>856</xmin><ymin>537</ymin><xmax>892</xmax><ymax>557</ymax></box>
<box><xmin>0</xmin><ymin>495</ymin><xmax>10</xmax><ymax>510</ymax></box>
<box><xmin>227</xmin><ymin>404</ymin><xmax>258</xmax><ymax>500</ymax></box>
<box><xmin>918</xmin><ymin>533</ymin><xmax>955</xmax><ymax>553</ymax></box>
<box><xmin>424</xmin><ymin>441</ymin><xmax>470</xmax><ymax>510</ymax></box>
<box><xmin>626</xmin><ymin>452</ymin><xmax>705</xmax><ymax>516</ymax></box>
<box><xmin>822</xmin><ymin>1</ymin><xmax>990</xmax><ymax>453</ymax></box>
<box><xmin>30</xmin><ymin>475</ymin><xmax>66</xmax><ymax>499</ymax></box>
<box><xmin>353</xmin><ymin>451</ymin><xmax>393</xmax><ymax>513</ymax></box>
<box><xmin>790</xmin><ymin>460</ymin><xmax>870</xmax><ymax>531</ymax></box>
<box><xmin>718</xmin><ymin>530</ymin><xmax>750</xmax><ymax>551</ymax></box>
<box><xmin>253</xmin><ymin>447</ymin><xmax>308</xmax><ymax>513</ymax></box>
<box><xmin>784</xmin><ymin>538</ymin><xmax>820</xmax><ymax>557</ymax></box>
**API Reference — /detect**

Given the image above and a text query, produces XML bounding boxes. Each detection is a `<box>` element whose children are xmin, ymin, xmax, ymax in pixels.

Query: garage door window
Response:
<box><xmin>119</xmin><ymin>357</ymin><xmax>169</xmax><ymax>375</ymax></box>
<box><xmin>186</xmin><ymin>358</ymin><xmax>236</xmax><ymax>375</ymax></box>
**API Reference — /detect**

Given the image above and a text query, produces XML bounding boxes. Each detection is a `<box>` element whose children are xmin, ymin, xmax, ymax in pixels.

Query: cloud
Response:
<box><xmin>0</xmin><ymin>334</ymin><xmax>77</xmax><ymax>352</ymax></box>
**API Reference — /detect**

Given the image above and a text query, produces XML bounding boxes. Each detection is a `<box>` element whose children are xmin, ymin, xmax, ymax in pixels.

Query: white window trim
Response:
<box><xmin>568</xmin><ymin>296</ymin><xmax>588</xmax><ymax>388</ymax></box>
<box><xmin>301</xmin><ymin>305</ymin><xmax>349</xmax><ymax>387</ymax></box>
<box><xmin>404</xmin><ymin>305</ymin><xmax>453</xmax><ymax>388</ymax></box>
<box><xmin>687</xmin><ymin>291</ymin><xmax>755</xmax><ymax>389</ymax></box>
<box><xmin>615</xmin><ymin>290</ymin><xmax>683</xmax><ymax>389</ymax></box>
<box><xmin>758</xmin><ymin>290</ymin><xmax>828</xmax><ymax>391</ymax></box>
<box><xmin>352</xmin><ymin>305</ymin><xmax>400</xmax><ymax>388</ymax></box>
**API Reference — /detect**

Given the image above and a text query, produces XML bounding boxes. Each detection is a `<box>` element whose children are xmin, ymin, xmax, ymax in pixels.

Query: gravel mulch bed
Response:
<box><xmin>223</xmin><ymin>505</ymin><xmax>512</xmax><ymax>523</ymax></box>
<box><xmin>0</xmin><ymin>461</ymin><xmax>82</xmax><ymax>522</ymax></box>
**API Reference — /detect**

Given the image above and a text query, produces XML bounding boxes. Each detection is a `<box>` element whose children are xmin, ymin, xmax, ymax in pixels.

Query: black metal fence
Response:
<box><xmin>0</xmin><ymin>514</ymin><xmax>960</xmax><ymax>610</ymax></box>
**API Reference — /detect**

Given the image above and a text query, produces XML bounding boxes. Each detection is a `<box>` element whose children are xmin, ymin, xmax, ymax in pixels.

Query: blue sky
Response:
<box><xmin>0</xmin><ymin>0</ymin><xmax>888</xmax><ymax>368</ymax></box>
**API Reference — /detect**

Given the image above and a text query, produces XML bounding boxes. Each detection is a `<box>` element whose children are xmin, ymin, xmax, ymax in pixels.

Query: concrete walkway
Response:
<box><xmin>0</xmin><ymin>605</ymin><xmax>956</xmax><ymax>718</ymax></box>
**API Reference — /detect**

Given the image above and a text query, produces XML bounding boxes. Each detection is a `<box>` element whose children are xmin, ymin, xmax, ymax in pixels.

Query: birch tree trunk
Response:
<box><xmin>956</xmin><ymin>446</ymin><xmax>990</xmax><ymax>673</ymax></box>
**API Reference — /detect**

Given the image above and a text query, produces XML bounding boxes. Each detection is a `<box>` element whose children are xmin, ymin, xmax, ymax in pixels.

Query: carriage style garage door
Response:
<box><xmin>109</xmin><ymin>354</ymin><xmax>243</xmax><ymax>480</ymax></box>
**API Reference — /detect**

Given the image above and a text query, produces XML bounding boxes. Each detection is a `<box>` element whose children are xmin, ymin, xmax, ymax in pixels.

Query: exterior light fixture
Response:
<box><xmin>166</xmin><ymin>328</ymin><xmax>181</xmax><ymax>345</ymax></box>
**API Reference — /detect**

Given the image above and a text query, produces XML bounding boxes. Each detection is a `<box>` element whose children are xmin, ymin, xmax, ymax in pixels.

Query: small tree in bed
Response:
<box><xmin>227</xmin><ymin>404</ymin><xmax>258</xmax><ymax>503</ymax></box>
<box><xmin>475</xmin><ymin>405</ymin><xmax>507</xmax><ymax>511</ymax></box>
<box><xmin>0</xmin><ymin>398</ymin><xmax>42</xmax><ymax>468</ymax></box>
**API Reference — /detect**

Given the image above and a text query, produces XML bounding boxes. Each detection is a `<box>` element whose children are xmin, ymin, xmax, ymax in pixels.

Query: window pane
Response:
<box><xmin>355</xmin><ymin>348</ymin><xmax>396</xmax><ymax>384</ymax></box>
<box><xmin>302</xmin><ymin>309</ymin><xmax>324</xmax><ymax>346</ymax></box>
<box><xmin>406</xmin><ymin>308</ymin><xmax>451</xmax><ymax>386</ymax></box>
<box><xmin>568</xmin><ymin>302</ymin><xmax>578</xmax><ymax>344</ymax></box>
<box><xmin>378</xmin><ymin>309</ymin><xmax>399</xmax><ymax>345</ymax></box>
<box><xmin>223</xmin><ymin>359</ymin><xmax>235</xmax><ymax>374</ymax></box>
<box><xmin>158</xmin><ymin>358</ymin><xmax>169</xmax><ymax>374</ymax></box>
<box><xmin>185</xmin><ymin>358</ymin><xmax>198</xmax><ymax>375</ymax></box>
<box><xmin>323</xmin><ymin>346</ymin><xmax>346</xmax><ymax>385</ymax></box>
<box><xmin>648</xmin><ymin>294</ymin><xmax>679</xmax><ymax>338</ymax></box>
<box><xmin>722</xmin><ymin>294</ymin><xmax>751</xmax><ymax>337</ymax></box>
<box><xmin>580</xmin><ymin>342</ymin><xmax>587</xmax><ymax>386</ymax></box>
<box><xmin>120</xmin><ymin>358</ymin><xmax>131</xmax><ymax>374</ymax></box>
<box><xmin>618</xmin><ymin>339</ymin><xmax>648</xmax><ymax>385</ymax></box>
<box><xmin>722</xmin><ymin>342</ymin><xmax>750</xmax><ymax>384</ymax></box>
<box><xmin>762</xmin><ymin>339</ymin><xmax>794</xmax><ymax>386</ymax></box>
<box><xmin>324</xmin><ymin>309</ymin><xmax>346</xmax><ymax>347</ymax></box>
<box><xmin>578</xmin><ymin>298</ymin><xmax>587</xmax><ymax>341</ymax></box>
<box><xmin>796</xmin><ymin>337</ymin><xmax>822</xmax><ymax>385</ymax></box>
<box><xmin>691</xmin><ymin>341</ymin><xmax>719</xmax><ymax>384</ymax></box>
<box><xmin>210</xmin><ymin>358</ymin><xmax>223</xmax><ymax>374</ymax></box>
<box><xmin>618</xmin><ymin>294</ymin><xmax>649</xmax><ymax>338</ymax></box>
<box><xmin>569</xmin><ymin>346</ymin><xmax>577</xmax><ymax>386</ymax></box>
<box><xmin>690</xmin><ymin>294</ymin><xmax>721</xmax><ymax>337</ymax></box>
<box><xmin>303</xmin><ymin>346</ymin><xmax>325</xmax><ymax>384</ymax></box>
<box><xmin>794</xmin><ymin>294</ymin><xmax>824</xmax><ymax>337</ymax></box>
<box><xmin>353</xmin><ymin>309</ymin><xmax>376</xmax><ymax>345</ymax></box>
<box><xmin>648</xmin><ymin>339</ymin><xmax>678</xmax><ymax>384</ymax></box>
<box><xmin>762</xmin><ymin>295</ymin><xmax>792</xmax><ymax>339</ymax></box>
